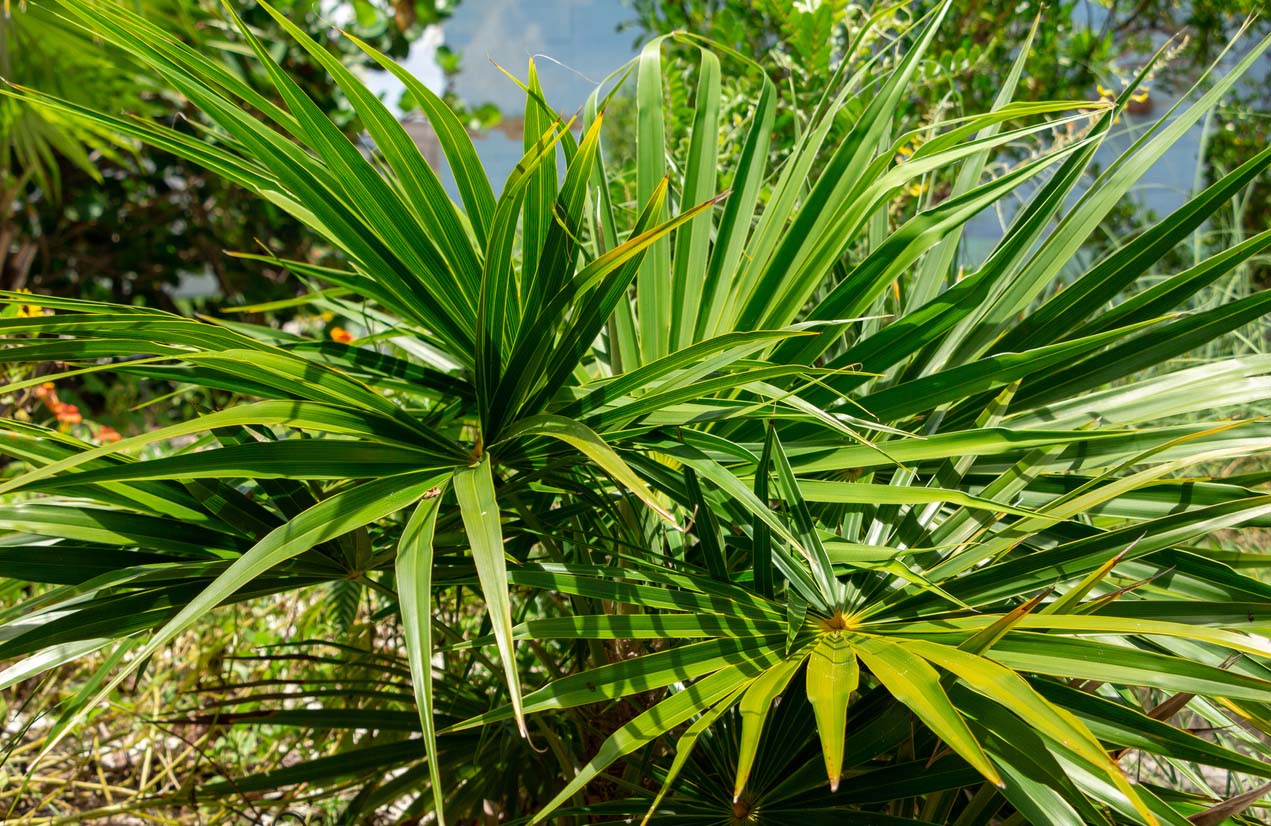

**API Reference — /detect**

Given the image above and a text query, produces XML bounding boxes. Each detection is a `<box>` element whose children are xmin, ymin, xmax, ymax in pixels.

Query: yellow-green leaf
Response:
<box><xmin>734</xmin><ymin>654</ymin><xmax>805</xmax><ymax>800</ymax></box>
<box><xmin>899</xmin><ymin>638</ymin><xmax>1154</xmax><ymax>825</ymax></box>
<box><xmin>854</xmin><ymin>635</ymin><xmax>1002</xmax><ymax>787</ymax></box>
<box><xmin>805</xmin><ymin>633</ymin><xmax>859</xmax><ymax>791</ymax></box>
<box><xmin>454</xmin><ymin>454</ymin><xmax>526</xmax><ymax>737</ymax></box>
<box><xmin>396</xmin><ymin>487</ymin><xmax>449</xmax><ymax>825</ymax></box>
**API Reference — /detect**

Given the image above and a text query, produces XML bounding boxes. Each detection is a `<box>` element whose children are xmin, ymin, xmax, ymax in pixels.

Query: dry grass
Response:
<box><xmin>0</xmin><ymin>586</ymin><xmax>393</xmax><ymax>825</ymax></box>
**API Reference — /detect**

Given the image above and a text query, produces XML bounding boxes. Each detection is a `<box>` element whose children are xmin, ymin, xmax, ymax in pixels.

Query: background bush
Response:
<box><xmin>1</xmin><ymin>1</ymin><xmax>1270</xmax><ymax>824</ymax></box>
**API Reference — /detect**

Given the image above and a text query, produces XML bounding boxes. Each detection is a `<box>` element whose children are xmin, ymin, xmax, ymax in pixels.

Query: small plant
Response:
<box><xmin>2</xmin><ymin>2</ymin><xmax>1271</xmax><ymax>823</ymax></box>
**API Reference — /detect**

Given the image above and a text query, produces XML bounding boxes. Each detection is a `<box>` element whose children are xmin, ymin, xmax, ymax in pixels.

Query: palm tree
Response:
<box><xmin>3</xmin><ymin>2</ymin><xmax>1271</xmax><ymax>822</ymax></box>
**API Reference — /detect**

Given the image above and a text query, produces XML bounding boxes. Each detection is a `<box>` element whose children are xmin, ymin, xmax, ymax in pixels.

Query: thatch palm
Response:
<box><xmin>3</xmin><ymin>2</ymin><xmax>1271</xmax><ymax>823</ymax></box>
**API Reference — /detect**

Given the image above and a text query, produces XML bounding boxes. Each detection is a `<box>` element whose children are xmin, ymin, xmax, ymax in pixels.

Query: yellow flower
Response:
<box><xmin>14</xmin><ymin>289</ymin><xmax>41</xmax><ymax>318</ymax></box>
<box><xmin>895</xmin><ymin>138</ymin><xmax>925</xmax><ymax>165</ymax></box>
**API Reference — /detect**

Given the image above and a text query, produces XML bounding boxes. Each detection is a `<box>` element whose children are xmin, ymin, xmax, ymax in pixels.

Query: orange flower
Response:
<box><xmin>330</xmin><ymin>327</ymin><xmax>354</xmax><ymax>343</ymax></box>
<box><xmin>97</xmin><ymin>425</ymin><xmax>122</xmax><ymax>443</ymax></box>
<box><xmin>56</xmin><ymin>404</ymin><xmax>82</xmax><ymax>425</ymax></box>
<box><xmin>33</xmin><ymin>382</ymin><xmax>55</xmax><ymax>399</ymax></box>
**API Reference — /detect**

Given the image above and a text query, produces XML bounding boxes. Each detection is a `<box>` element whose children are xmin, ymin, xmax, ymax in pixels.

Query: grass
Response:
<box><xmin>0</xmin><ymin>587</ymin><xmax>395</xmax><ymax>824</ymax></box>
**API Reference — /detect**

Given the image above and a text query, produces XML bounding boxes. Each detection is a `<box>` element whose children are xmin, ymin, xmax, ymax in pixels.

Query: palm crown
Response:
<box><xmin>3</xmin><ymin>2</ymin><xmax>1271</xmax><ymax>824</ymax></box>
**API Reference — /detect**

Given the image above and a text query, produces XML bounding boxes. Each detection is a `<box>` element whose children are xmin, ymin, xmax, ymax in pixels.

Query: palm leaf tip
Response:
<box><xmin>806</xmin><ymin>633</ymin><xmax>859</xmax><ymax>791</ymax></box>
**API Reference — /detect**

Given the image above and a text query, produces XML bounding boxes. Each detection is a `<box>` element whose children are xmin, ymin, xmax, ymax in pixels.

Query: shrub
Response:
<box><xmin>3</xmin><ymin>2</ymin><xmax>1271</xmax><ymax>823</ymax></box>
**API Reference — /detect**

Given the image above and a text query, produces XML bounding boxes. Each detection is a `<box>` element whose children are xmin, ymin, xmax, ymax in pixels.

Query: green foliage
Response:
<box><xmin>3</xmin><ymin>1</ymin><xmax>1271</xmax><ymax>823</ymax></box>
<box><xmin>1</xmin><ymin>0</ymin><xmax>466</xmax><ymax>311</ymax></box>
<box><xmin>628</xmin><ymin>0</ymin><xmax>1271</xmax><ymax>285</ymax></box>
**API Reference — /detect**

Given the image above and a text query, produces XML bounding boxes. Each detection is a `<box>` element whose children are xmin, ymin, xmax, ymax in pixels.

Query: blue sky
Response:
<box><xmin>445</xmin><ymin>0</ymin><xmax>638</xmax><ymax>114</ymax></box>
<box><xmin>365</xmin><ymin>0</ymin><xmax>639</xmax><ymax>193</ymax></box>
<box><xmin>365</xmin><ymin>0</ymin><xmax>638</xmax><ymax>115</ymax></box>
